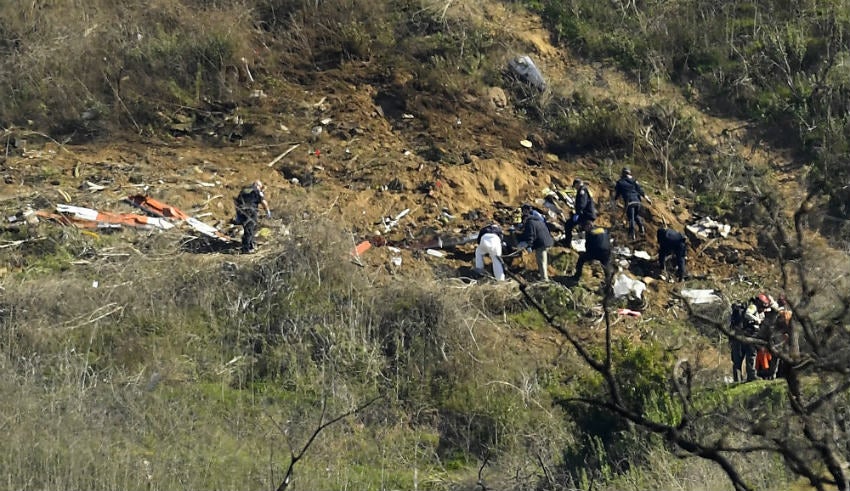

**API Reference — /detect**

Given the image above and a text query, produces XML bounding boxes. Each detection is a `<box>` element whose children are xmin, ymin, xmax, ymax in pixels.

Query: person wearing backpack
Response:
<box><xmin>563</xmin><ymin>178</ymin><xmax>597</xmax><ymax>247</ymax></box>
<box><xmin>233</xmin><ymin>180</ymin><xmax>271</xmax><ymax>254</ymax></box>
<box><xmin>612</xmin><ymin>167</ymin><xmax>651</xmax><ymax>240</ymax></box>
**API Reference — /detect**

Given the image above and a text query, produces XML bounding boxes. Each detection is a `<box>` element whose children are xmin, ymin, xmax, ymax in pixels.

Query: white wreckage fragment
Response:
<box><xmin>508</xmin><ymin>55</ymin><xmax>547</xmax><ymax>91</ymax></box>
<box><xmin>686</xmin><ymin>216</ymin><xmax>732</xmax><ymax>239</ymax></box>
<box><xmin>680</xmin><ymin>289</ymin><xmax>722</xmax><ymax>305</ymax></box>
<box><xmin>613</xmin><ymin>246</ymin><xmax>652</xmax><ymax>261</ymax></box>
<box><xmin>613</xmin><ymin>272</ymin><xmax>647</xmax><ymax>300</ymax></box>
<box><xmin>125</xmin><ymin>195</ymin><xmax>231</xmax><ymax>242</ymax></box>
<box><xmin>382</xmin><ymin>208</ymin><xmax>410</xmax><ymax>233</ymax></box>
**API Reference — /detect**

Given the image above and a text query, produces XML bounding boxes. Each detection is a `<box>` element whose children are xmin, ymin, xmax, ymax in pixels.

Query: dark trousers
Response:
<box><xmin>240</xmin><ymin>210</ymin><xmax>258</xmax><ymax>252</ymax></box>
<box><xmin>757</xmin><ymin>348</ymin><xmax>780</xmax><ymax>380</ymax></box>
<box><xmin>626</xmin><ymin>202</ymin><xmax>645</xmax><ymax>239</ymax></box>
<box><xmin>564</xmin><ymin>217</ymin><xmax>593</xmax><ymax>245</ymax></box>
<box><xmin>730</xmin><ymin>338</ymin><xmax>757</xmax><ymax>382</ymax></box>
<box><xmin>574</xmin><ymin>247</ymin><xmax>611</xmax><ymax>279</ymax></box>
<box><xmin>659</xmin><ymin>242</ymin><xmax>687</xmax><ymax>280</ymax></box>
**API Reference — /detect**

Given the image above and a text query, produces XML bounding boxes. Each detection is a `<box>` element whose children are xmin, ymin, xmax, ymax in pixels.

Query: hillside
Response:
<box><xmin>2</xmin><ymin>1</ymin><xmax>848</xmax><ymax>490</ymax></box>
<box><xmin>1</xmin><ymin>4</ymin><xmax>792</xmax><ymax>287</ymax></box>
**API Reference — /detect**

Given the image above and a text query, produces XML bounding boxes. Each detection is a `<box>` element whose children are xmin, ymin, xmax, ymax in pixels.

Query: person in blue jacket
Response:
<box><xmin>517</xmin><ymin>204</ymin><xmax>554</xmax><ymax>281</ymax></box>
<box><xmin>657</xmin><ymin>227</ymin><xmax>687</xmax><ymax>281</ymax></box>
<box><xmin>571</xmin><ymin>224</ymin><xmax>611</xmax><ymax>282</ymax></box>
<box><xmin>613</xmin><ymin>167</ymin><xmax>651</xmax><ymax>240</ymax></box>
<box><xmin>563</xmin><ymin>179</ymin><xmax>597</xmax><ymax>247</ymax></box>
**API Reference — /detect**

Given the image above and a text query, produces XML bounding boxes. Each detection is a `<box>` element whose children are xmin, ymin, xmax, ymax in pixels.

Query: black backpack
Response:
<box><xmin>235</xmin><ymin>186</ymin><xmax>255</xmax><ymax>206</ymax></box>
<box><xmin>586</xmin><ymin>195</ymin><xmax>598</xmax><ymax>220</ymax></box>
<box><xmin>730</xmin><ymin>302</ymin><xmax>747</xmax><ymax>333</ymax></box>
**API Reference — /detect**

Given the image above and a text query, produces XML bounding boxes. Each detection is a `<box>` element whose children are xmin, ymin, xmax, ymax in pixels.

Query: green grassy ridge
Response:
<box><xmin>4</xmin><ymin>220</ymin><xmax>811</xmax><ymax>490</ymax></box>
<box><xmin>0</xmin><ymin>212</ymin><xmax>773</xmax><ymax>489</ymax></box>
<box><xmin>0</xmin><ymin>221</ymin><xmax>587</xmax><ymax>489</ymax></box>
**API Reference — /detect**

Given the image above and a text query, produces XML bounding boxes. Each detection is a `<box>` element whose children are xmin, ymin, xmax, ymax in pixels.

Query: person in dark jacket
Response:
<box><xmin>564</xmin><ymin>179</ymin><xmax>597</xmax><ymax>247</ymax></box>
<box><xmin>517</xmin><ymin>204</ymin><xmax>555</xmax><ymax>281</ymax></box>
<box><xmin>474</xmin><ymin>221</ymin><xmax>505</xmax><ymax>281</ymax></box>
<box><xmin>234</xmin><ymin>180</ymin><xmax>271</xmax><ymax>254</ymax></box>
<box><xmin>731</xmin><ymin>293</ymin><xmax>778</xmax><ymax>382</ymax></box>
<box><xmin>613</xmin><ymin>168</ymin><xmax>651</xmax><ymax>240</ymax></box>
<box><xmin>571</xmin><ymin>224</ymin><xmax>611</xmax><ymax>281</ymax></box>
<box><xmin>657</xmin><ymin>227</ymin><xmax>687</xmax><ymax>281</ymax></box>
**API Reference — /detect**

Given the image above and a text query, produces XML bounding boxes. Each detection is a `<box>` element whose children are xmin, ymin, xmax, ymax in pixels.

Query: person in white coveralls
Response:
<box><xmin>474</xmin><ymin>220</ymin><xmax>506</xmax><ymax>281</ymax></box>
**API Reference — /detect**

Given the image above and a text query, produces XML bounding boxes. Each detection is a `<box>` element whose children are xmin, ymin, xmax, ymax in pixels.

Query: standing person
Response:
<box><xmin>517</xmin><ymin>204</ymin><xmax>554</xmax><ymax>281</ymax></box>
<box><xmin>729</xmin><ymin>302</ymin><xmax>748</xmax><ymax>383</ymax></box>
<box><xmin>563</xmin><ymin>179</ymin><xmax>597</xmax><ymax>247</ymax></box>
<box><xmin>570</xmin><ymin>223</ymin><xmax>611</xmax><ymax>282</ymax></box>
<box><xmin>474</xmin><ymin>220</ymin><xmax>505</xmax><ymax>281</ymax></box>
<box><xmin>774</xmin><ymin>295</ymin><xmax>796</xmax><ymax>379</ymax></box>
<box><xmin>234</xmin><ymin>180</ymin><xmax>271</xmax><ymax>254</ymax></box>
<box><xmin>657</xmin><ymin>227</ymin><xmax>688</xmax><ymax>281</ymax></box>
<box><xmin>613</xmin><ymin>167</ymin><xmax>651</xmax><ymax>240</ymax></box>
<box><xmin>776</xmin><ymin>295</ymin><xmax>797</xmax><ymax>358</ymax></box>
<box><xmin>734</xmin><ymin>293</ymin><xmax>778</xmax><ymax>382</ymax></box>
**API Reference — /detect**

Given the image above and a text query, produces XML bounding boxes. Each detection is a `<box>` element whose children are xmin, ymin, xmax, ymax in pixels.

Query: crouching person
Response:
<box><xmin>657</xmin><ymin>227</ymin><xmax>687</xmax><ymax>281</ymax></box>
<box><xmin>571</xmin><ymin>223</ymin><xmax>611</xmax><ymax>282</ymax></box>
<box><xmin>517</xmin><ymin>204</ymin><xmax>555</xmax><ymax>281</ymax></box>
<box><xmin>474</xmin><ymin>220</ymin><xmax>505</xmax><ymax>281</ymax></box>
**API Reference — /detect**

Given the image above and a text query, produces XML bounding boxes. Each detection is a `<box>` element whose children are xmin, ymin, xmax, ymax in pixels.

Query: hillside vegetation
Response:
<box><xmin>1</xmin><ymin>1</ymin><xmax>850</xmax><ymax>490</ymax></box>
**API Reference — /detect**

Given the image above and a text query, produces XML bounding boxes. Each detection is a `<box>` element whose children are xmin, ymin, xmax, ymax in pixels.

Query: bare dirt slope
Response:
<box><xmin>0</xmin><ymin>2</ymin><xmax>806</xmax><ymax>325</ymax></box>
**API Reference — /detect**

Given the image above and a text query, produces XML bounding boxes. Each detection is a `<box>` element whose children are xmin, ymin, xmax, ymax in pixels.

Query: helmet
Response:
<box><xmin>756</xmin><ymin>293</ymin><xmax>770</xmax><ymax>308</ymax></box>
<box><xmin>572</xmin><ymin>178</ymin><xmax>583</xmax><ymax>188</ymax></box>
<box><xmin>622</xmin><ymin>167</ymin><xmax>631</xmax><ymax>177</ymax></box>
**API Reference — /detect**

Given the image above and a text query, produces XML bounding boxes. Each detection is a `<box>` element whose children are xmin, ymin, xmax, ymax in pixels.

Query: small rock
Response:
<box><xmin>488</xmin><ymin>87</ymin><xmax>508</xmax><ymax>109</ymax></box>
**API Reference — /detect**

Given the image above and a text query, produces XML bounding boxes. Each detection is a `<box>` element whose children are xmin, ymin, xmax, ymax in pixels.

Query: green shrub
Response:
<box><xmin>555</xmin><ymin>339</ymin><xmax>676</xmax><ymax>481</ymax></box>
<box><xmin>546</xmin><ymin>92</ymin><xmax>640</xmax><ymax>153</ymax></box>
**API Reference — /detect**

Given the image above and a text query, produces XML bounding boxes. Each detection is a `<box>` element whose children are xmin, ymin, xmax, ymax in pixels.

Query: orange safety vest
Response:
<box><xmin>756</xmin><ymin>348</ymin><xmax>772</xmax><ymax>371</ymax></box>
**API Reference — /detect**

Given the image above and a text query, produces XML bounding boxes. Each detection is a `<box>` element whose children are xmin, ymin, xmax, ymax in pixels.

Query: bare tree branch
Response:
<box><xmin>275</xmin><ymin>394</ymin><xmax>382</xmax><ymax>491</ymax></box>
